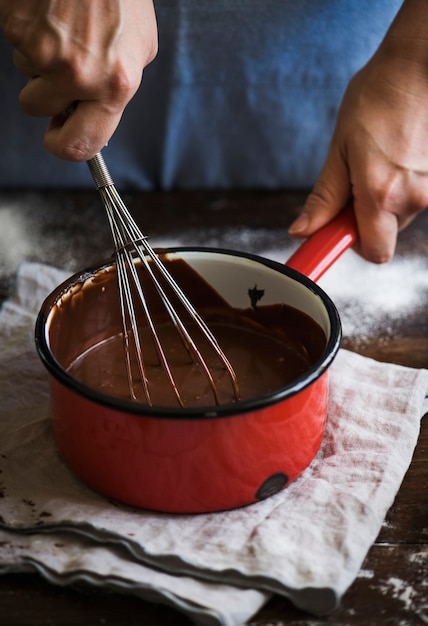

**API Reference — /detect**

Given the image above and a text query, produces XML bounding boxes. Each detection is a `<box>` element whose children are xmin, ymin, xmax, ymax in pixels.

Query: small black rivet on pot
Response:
<box><xmin>255</xmin><ymin>472</ymin><xmax>288</xmax><ymax>500</ymax></box>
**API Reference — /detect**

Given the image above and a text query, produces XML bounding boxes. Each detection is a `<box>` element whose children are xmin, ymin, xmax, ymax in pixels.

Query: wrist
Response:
<box><xmin>379</xmin><ymin>0</ymin><xmax>428</xmax><ymax>67</ymax></box>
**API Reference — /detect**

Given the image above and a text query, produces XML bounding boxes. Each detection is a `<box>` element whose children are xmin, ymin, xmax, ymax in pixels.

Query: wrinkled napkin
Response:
<box><xmin>1</xmin><ymin>262</ymin><xmax>427</xmax><ymax>626</ymax></box>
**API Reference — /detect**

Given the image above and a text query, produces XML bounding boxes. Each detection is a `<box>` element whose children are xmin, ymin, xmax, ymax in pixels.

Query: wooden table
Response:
<box><xmin>1</xmin><ymin>189</ymin><xmax>427</xmax><ymax>625</ymax></box>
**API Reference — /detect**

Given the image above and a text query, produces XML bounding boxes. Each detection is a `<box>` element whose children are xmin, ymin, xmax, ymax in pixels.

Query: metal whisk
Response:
<box><xmin>86</xmin><ymin>152</ymin><xmax>240</xmax><ymax>407</ymax></box>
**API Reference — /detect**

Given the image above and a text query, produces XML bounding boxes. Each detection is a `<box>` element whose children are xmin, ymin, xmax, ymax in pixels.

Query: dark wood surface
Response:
<box><xmin>0</xmin><ymin>189</ymin><xmax>427</xmax><ymax>626</ymax></box>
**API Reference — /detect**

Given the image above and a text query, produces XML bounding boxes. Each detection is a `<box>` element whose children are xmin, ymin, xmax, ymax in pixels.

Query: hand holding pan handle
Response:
<box><xmin>286</xmin><ymin>203</ymin><xmax>358</xmax><ymax>282</ymax></box>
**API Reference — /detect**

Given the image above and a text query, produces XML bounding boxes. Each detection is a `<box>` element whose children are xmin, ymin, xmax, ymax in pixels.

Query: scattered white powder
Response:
<box><xmin>319</xmin><ymin>252</ymin><xmax>427</xmax><ymax>313</ymax></box>
<box><xmin>382</xmin><ymin>519</ymin><xmax>394</xmax><ymax>529</ymax></box>
<box><xmin>408</xmin><ymin>549</ymin><xmax>428</xmax><ymax>568</ymax></box>
<box><xmin>0</xmin><ymin>207</ymin><xmax>33</xmax><ymax>273</ymax></box>
<box><xmin>247</xmin><ymin>622</ymin><xmax>321</xmax><ymax>626</ymax></box>
<box><xmin>378</xmin><ymin>577</ymin><xmax>418</xmax><ymax>612</ymax></box>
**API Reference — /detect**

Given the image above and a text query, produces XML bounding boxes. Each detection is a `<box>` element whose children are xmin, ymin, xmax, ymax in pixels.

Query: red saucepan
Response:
<box><xmin>35</xmin><ymin>205</ymin><xmax>357</xmax><ymax>513</ymax></box>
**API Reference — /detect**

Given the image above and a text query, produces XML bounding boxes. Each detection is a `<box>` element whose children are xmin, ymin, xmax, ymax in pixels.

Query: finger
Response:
<box><xmin>18</xmin><ymin>76</ymin><xmax>72</xmax><ymax>117</ymax></box>
<box><xmin>288</xmin><ymin>142</ymin><xmax>351</xmax><ymax>237</ymax></box>
<box><xmin>43</xmin><ymin>100</ymin><xmax>123</xmax><ymax>161</ymax></box>
<box><xmin>352</xmin><ymin>171</ymin><xmax>428</xmax><ymax>263</ymax></box>
<box><xmin>352</xmin><ymin>197</ymin><xmax>398</xmax><ymax>263</ymax></box>
<box><xmin>13</xmin><ymin>48</ymin><xmax>38</xmax><ymax>77</ymax></box>
<box><xmin>1</xmin><ymin>11</ymin><xmax>30</xmax><ymax>47</ymax></box>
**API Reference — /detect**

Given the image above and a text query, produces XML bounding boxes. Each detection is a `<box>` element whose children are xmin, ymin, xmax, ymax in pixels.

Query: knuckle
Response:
<box><xmin>5</xmin><ymin>20</ymin><xmax>57</xmax><ymax>71</ymax></box>
<box><xmin>103</xmin><ymin>63</ymin><xmax>142</xmax><ymax>104</ymax></box>
<box><xmin>110</xmin><ymin>68</ymin><xmax>136</xmax><ymax>99</ymax></box>
<box><xmin>410</xmin><ymin>186</ymin><xmax>428</xmax><ymax>212</ymax></box>
<box><xmin>2</xmin><ymin>15</ymin><xmax>24</xmax><ymax>45</ymax></box>
<box><xmin>309</xmin><ymin>180</ymin><xmax>340</xmax><ymax>207</ymax></box>
<box><xmin>146</xmin><ymin>36</ymin><xmax>158</xmax><ymax>64</ymax></box>
<box><xmin>370</xmin><ymin>183</ymin><xmax>398</xmax><ymax>210</ymax></box>
<box><xmin>67</xmin><ymin>61</ymin><xmax>140</xmax><ymax>104</ymax></box>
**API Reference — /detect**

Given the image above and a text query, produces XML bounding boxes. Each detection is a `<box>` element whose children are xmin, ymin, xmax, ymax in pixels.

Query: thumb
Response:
<box><xmin>288</xmin><ymin>143</ymin><xmax>351</xmax><ymax>237</ymax></box>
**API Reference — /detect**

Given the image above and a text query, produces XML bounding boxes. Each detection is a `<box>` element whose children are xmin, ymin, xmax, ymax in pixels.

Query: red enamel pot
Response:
<box><xmin>35</xmin><ymin>206</ymin><xmax>357</xmax><ymax>513</ymax></box>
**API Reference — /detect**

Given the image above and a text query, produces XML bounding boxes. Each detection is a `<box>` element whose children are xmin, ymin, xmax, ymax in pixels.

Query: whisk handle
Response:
<box><xmin>87</xmin><ymin>152</ymin><xmax>114</xmax><ymax>189</ymax></box>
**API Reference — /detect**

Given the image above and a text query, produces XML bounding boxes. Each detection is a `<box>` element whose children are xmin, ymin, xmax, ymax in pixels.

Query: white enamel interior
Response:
<box><xmin>171</xmin><ymin>250</ymin><xmax>333</xmax><ymax>339</ymax></box>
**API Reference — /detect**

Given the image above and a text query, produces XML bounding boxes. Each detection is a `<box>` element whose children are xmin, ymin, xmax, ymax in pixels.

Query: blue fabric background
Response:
<box><xmin>0</xmin><ymin>1</ymin><xmax>402</xmax><ymax>189</ymax></box>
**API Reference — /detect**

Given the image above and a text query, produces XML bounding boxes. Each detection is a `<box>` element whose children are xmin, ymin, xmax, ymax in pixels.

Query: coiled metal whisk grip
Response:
<box><xmin>87</xmin><ymin>152</ymin><xmax>114</xmax><ymax>189</ymax></box>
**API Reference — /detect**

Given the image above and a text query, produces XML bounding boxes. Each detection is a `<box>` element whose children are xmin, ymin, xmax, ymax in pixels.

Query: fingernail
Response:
<box><xmin>288</xmin><ymin>213</ymin><xmax>310</xmax><ymax>235</ymax></box>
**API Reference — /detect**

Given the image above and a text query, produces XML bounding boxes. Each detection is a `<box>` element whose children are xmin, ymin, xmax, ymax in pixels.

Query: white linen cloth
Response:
<box><xmin>1</xmin><ymin>262</ymin><xmax>427</xmax><ymax>626</ymax></box>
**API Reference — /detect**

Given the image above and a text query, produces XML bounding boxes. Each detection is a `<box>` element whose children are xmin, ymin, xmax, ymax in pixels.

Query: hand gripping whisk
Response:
<box><xmin>86</xmin><ymin>152</ymin><xmax>240</xmax><ymax>407</ymax></box>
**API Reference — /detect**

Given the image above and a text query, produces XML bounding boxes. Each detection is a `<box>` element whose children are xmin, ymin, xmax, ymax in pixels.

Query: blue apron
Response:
<box><xmin>0</xmin><ymin>0</ymin><xmax>402</xmax><ymax>189</ymax></box>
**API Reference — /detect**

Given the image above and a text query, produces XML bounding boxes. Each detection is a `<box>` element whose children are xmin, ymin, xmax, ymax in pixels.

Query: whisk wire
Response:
<box><xmin>88</xmin><ymin>153</ymin><xmax>240</xmax><ymax>407</ymax></box>
<box><xmin>104</xmin><ymin>200</ymin><xmax>150</xmax><ymax>401</ymax></box>
<box><xmin>103</xmin><ymin>188</ymin><xmax>185</xmax><ymax>406</ymax></box>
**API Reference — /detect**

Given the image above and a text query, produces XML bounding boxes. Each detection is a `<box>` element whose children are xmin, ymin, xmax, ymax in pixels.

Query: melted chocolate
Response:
<box><xmin>51</xmin><ymin>256</ymin><xmax>327</xmax><ymax>408</ymax></box>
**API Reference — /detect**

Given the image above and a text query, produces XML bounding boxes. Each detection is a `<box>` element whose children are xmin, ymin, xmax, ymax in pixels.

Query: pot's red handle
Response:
<box><xmin>286</xmin><ymin>203</ymin><xmax>358</xmax><ymax>282</ymax></box>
